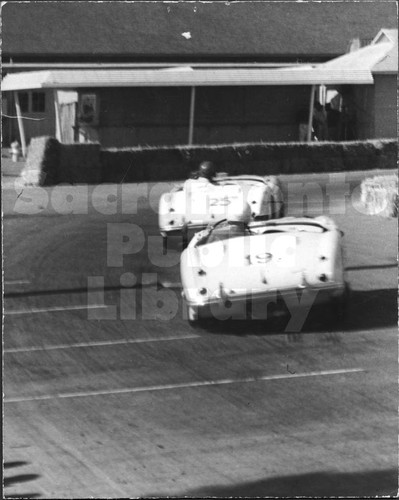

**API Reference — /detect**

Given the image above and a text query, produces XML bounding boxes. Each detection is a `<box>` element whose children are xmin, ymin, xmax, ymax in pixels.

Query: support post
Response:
<box><xmin>307</xmin><ymin>84</ymin><xmax>316</xmax><ymax>143</ymax></box>
<box><xmin>188</xmin><ymin>86</ymin><xmax>196</xmax><ymax>146</ymax></box>
<box><xmin>13</xmin><ymin>91</ymin><xmax>27</xmax><ymax>157</ymax></box>
<box><xmin>54</xmin><ymin>89</ymin><xmax>62</xmax><ymax>142</ymax></box>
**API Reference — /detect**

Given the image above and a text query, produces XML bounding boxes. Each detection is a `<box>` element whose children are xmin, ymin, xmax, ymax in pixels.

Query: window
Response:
<box><xmin>18</xmin><ymin>92</ymin><xmax>29</xmax><ymax>113</ymax></box>
<box><xmin>16</xmin><ymin>91</ymin><xmax>46</xmax><ymax>113</ymax></box>
<box><xmin>32</xmin><ymin>92</ymin><xmax>45</xmax><ymax>112</ymax></box>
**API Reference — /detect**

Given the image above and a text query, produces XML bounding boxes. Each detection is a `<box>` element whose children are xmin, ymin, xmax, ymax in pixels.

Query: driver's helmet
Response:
<box><xmin>198</xmin><ymin>161</ymin><xmax>216</xmax><ymax>180</ymax></box>
<box><xmin>227</xmin><ymin>201</ymin><xmax>251</xmax><ymax>225</ymax></box>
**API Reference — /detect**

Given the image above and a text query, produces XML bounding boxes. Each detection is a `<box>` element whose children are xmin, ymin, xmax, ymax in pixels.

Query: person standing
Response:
<box><xmin>313</xmin><ymin>102</ymin><xmax>328</xmax><ymax>141</ymax></box>
<box><xmin>326</xmin><ymin>103</ymin><xmax>341</xmax><ymax>141</ymax></box>
<box><xmin>296</xmin><ymin>107</ymin><xmax>310</xmax><ymax>142</ymax></box>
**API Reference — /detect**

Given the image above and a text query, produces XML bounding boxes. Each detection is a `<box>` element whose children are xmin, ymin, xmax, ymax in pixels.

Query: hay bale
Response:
<box><xmin>21</xmin><ymin>136</ymin><xmax>60</xmax><ymax>186</ymax></box>
<box><xmin>360</xmin><ymin>174</ymin><xmax>398</xmax><ymax>217</ymax></box>
<box><xmin>100</xmin><ymin>140</ymin><xmax>397</xmax><ymax>183</ymax></box>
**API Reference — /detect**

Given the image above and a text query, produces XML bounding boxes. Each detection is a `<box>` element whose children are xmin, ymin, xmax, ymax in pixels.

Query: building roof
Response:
<box><xmin>2</xmin><ymin>1</ymin><xmax>397</xmax><ymax>62</ymax></box>
<box><xmin>372</xmin><ymin>29</ymin><xmax>398</xmax><ymax>44</ymax></box>
<box><xmin>322</xmin><ymin>40</ymin><xmax>396</xmax><ymax>73</ymax></box>
<box><xmin>371</xmin><ymin>29</ymin><xmax>398</xmax><ymax>73</ymax></box>
<box><xmin>0</xmin><ymin>66</ymin><xmax>374</xmax><ymax>91</ymax></box>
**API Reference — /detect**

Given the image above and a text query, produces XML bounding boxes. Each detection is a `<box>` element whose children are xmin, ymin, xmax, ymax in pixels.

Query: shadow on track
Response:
<box><xmin>3</xmin><ymin>461</ymin><xmax>41</xmax><ymax>498</ymax></box>
<box><xmin>345</xmin><ymin>263</ymin><xmax>397</xmax><ymax>271</ymax></box>
<box><xmin>3</xmin><ymin>278</ymin><xmax>176</xmax><ymax>299</ymax></box>
<box><xmin>4</xmin><ymin>474</ymin><xmax>41</xmax><ymax>488</ymax></box>
<box><xmin>4</xmin><ymin>494</ymin><xmax>41</xmax><ymax>499</ymax></box>
<box><xmin>3</xmin><ymin>461</ymin><xmax>29</xmax><ymax>469</ymax></box>
<box><xmin>168</xmin><ymin>467</ymin><xmax>397</xmax><ymax>498</ymax></box>
<box><xmin>189</xmin><ymin>287</ymin><xmax>397</xmax><ymax>336</ymax></box>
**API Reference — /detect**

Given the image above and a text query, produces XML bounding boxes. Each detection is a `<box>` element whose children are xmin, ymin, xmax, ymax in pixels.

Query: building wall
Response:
<box><xmin>10</xmin><ymin>82</ymin><xmax>392</xmax><ymax>148</ymax></box>
<box><xmin>351</xmin><ymin>85</ymin><xmax>375</xmax><ymax>140</ymax></box>
<box><xmin>352</xmin><ymin>76</ymin><xmax>398</xmax><ymax>140</ymax></box>
<box><xmin>95</xmin><ymin>85</ymin><xmax>312</xmax><ymax>147</ymax></box>
<box><xmin>3</xmin><ymin>89</ymin><xmax>55</xmax><ymax>147</ymax></box>
<box><xmin>373</xmin><ymin>74</ymin><xmax>397</xmax><ymax>139</ymax></box>
<box><xmin>97</xmin><ymin>87</ymin><xmax>190</xmax><ymax>147</ymax></box>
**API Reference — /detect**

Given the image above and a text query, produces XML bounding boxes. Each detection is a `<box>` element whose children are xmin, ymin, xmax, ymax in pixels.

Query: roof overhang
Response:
<box><xmin>321</xmin><ymin>41</ymin><xmax>395</xmax><ymax>72</ymax></box>
<box><xmin>1</xmin><ymin>66</ymin><xmax>374</xmax><ymax>91</ymax></box>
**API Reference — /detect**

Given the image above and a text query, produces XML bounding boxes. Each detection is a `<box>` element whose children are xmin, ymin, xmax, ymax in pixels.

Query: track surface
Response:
<box><xmin>3</xmin><ymin>168</ymin><xmax>398</xmax><ymax>498</ymax></box>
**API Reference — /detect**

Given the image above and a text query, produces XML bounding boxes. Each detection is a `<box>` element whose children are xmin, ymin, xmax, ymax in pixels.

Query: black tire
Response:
<box><xmin>186</xmin><ymin>304</ymin><xmax>212</xmax><ymax>329</ymax></box>
<box><xmin>162</xmin><ymin>236</ymin><xmax>167</xmax><ymax>255</ymax></box>
<box><xmin>188</xmin><ymin>318</ymin><xmax>199</xmax><ymax>329</ymax></box>
<box><xmin>181</xmin><ymin>228</ymin><xmax>189</xmax><ymax>250</ymax></box>
<box><xmin>188</xmin><ymin>315</ymin><xmax>211</xmax><ymax>330</ymax></box>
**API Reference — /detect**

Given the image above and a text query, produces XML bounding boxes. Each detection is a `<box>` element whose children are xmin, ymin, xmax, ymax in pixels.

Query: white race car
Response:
<box><xmin>180</xmin><ymin>216</ymin><xmax>348</xmax><ymax>325</ymax></box>
<box><xmin>159</xmin><ymin>174</ymin><xmax>284</xmax><ymax>251</ymax></box>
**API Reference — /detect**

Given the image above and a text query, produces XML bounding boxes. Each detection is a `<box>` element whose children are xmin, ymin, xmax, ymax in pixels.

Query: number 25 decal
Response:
<box><xmin>209</xmin><ymin>197</ymin><xmax>231</xmax><ymax>207</ymax></box>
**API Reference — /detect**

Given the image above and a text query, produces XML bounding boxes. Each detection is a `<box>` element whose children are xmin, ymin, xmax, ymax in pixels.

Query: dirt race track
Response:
<box><xmin>3</xmin><ymin>164</ymin><xmax>398</xmax><ymax>498</ymax></box>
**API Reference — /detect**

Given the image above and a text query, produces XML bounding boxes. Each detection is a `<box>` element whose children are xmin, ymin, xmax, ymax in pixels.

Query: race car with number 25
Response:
<box><xmin>159</xmin><ymin>173</ymin><xmax>284</xmax><ymax>251</ymax></box>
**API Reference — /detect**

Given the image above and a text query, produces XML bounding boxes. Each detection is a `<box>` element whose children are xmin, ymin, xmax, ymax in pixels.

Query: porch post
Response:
<box><xmin>188</xmin><ymin>86</ymin><xmax>196</xmax><ymax>146</ymax></box>
<box><xmin>53</xmin><ymin>89</ymin><xmax>62</xmax><ymax>142</ymax></box>
<box><xmin>307</xmin><ymin>84</ymin><xmax>316</xmax><ymax>143</ymax></box>
<box><xmin>13</xmin><ymin>91</ymin><xmax>27</xmax><ymax>157</ymax></box>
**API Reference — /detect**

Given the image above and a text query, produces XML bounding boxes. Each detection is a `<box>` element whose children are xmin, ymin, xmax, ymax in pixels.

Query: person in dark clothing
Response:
<box><xmin>195</xmin><ymin>201</ymin><xmax>252</xmax><ymax>245</ymax></box>
<box><xmin>313</xmin><ymin>102</ymin><xmax>328</xmax><ymax>141</ymax></box>
<box><xmin>198</xmin><ymin>161</ymin><xmax>216</xmax><ymax>180</ymax></box>
<box><xmin>296</xmin><ymin>107</ymin><xmax>310</xmax><ymax>142</ymax></box>
<box><xmin>326</xmin><ymin>103</ymin><xmax>342</xmax><ymax>141</ymax></box>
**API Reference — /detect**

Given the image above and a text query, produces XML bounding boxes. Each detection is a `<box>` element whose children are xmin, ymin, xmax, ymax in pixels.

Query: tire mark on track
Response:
<box><xmin>4</xmin><ymin>368</ymin><xmax>365</xmax><ymax>403</ymax></box>
<box><xmin>4</xmin><ymin>334</ymin><xmax>199</xmax><ymax>353</ymax></box>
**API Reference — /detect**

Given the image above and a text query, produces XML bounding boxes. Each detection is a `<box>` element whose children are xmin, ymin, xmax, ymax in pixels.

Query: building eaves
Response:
<box><xmin>1</xmin><ymin>67</ymin><xmax>374</xmax><ymax>92</ymax></box>
<box><xmin>322</xmin><ymin>41</ymin><xmax>395</xmax><ymax>72</ymax></box>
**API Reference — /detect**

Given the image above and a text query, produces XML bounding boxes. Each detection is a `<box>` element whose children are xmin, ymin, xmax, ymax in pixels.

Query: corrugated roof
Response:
<box><xmin>1</xmin><ymin>67</ymin><xmax>374</xmax><ymax>91</ymax></box>
<box><xmin>2</xmin><ymin>2</ymin><xmax>397</xmax><ymax>60</ymax></box>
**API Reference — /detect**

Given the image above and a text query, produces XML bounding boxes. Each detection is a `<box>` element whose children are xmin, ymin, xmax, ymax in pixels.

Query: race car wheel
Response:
<box><xmin>188</xmin><ymin>318</ymin><xmax>201</xmax><ymax>329</ymax></box>
<box><xmin>187</xmin><ymin>305</ymin><xmax>197</xmax><ymax>322</ymax></box>
<box><xmin>186</xmin><ymin>305</ymin><xmax>209</xmax><ymax>329</ymax></box>
<box><xmin>162</xmin><ymin>235</ymin><xmax>168</xmax><ymax>255</ymax></box>
<box><xmin>187</xmin><ymin>315</ymin><xmax>203</xmax><ymax>329</ymax></box>
<box><xmin>182</xmin><ymin>227</ymin><xmax>189</xmax><ymax>250</ymax></box>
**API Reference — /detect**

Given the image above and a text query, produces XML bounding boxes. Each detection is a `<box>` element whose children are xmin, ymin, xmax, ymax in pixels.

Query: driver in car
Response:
<box><xmin>195</xmin><ymin>201</ymin><xmax>252</xmax><ymax>245</ymax></box>
<box><xmin>182</xmin><ymin>161</ymin><xmax>218</xmax><ymax>241</ymax></box>
<box><xmin>195</xmin><ymin>161</ymin><xmax>217</xmax><ymax>183</ymax></box>
<box><xmin>184</xmin><ymin>161</ymin><xmax>217</xmax><ymax>190</ymax></box>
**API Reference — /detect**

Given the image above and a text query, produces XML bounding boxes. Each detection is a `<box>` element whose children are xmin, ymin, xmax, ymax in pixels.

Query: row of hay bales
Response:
<box><xmin>100</xmin><ymin>139</ymin><xmax>397</xmax><ymax>182</ymax></box>
<box><xmin>20</xmin><ymin>136</ymin><xmax>397</xmax><ymax>187</ymax></box>
<box><xmin>360</xmin><ymin>174</ymin><xmax>398</xmax><ymax>218</ymax></box>
<box><xmin>20</xmin><ymin>137</ymin><xmax>101</xmax><ymax>186</ymax></box>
